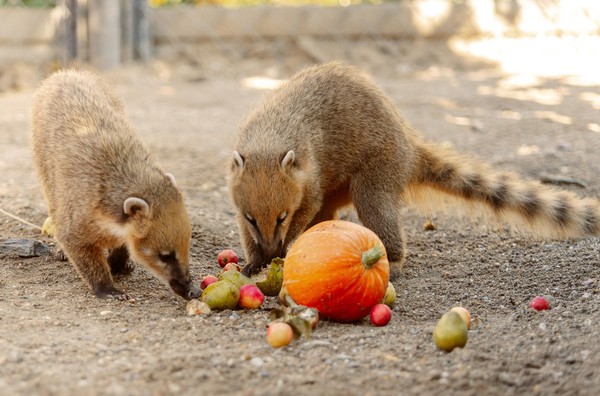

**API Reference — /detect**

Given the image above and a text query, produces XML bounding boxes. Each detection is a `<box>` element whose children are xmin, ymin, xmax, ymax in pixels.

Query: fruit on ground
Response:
<box><xmin>201</xmin><ymin>280</ymin><xmax>239</xmax><ymax>310</ymax></box>
<box><xmin>217</xmin><ymin>249</ymin><xmax>238</xmax><ymax>268</ymax></box>
<box><xmin>266</xmin><ymin>322</ymin><xmax>294</xmax><ymax>348</ymax></box>
<box><xmin>238</xmin><ymin>284</ymin><xmax>265</xmax><ymax>309</ymax></box>
<box><xmin>381</xmin><ymin>281</ymin><xmax>396</xmax><ymax>309</ymax></box>
<box><xmin>200</xmin><ymin>275</ymin><xmax>218</xmax><ymax>290</ymax></box>
<box><xmin>369</xmin><ymin>304</ymin><xmax>392</xmax><ymax>326</ymax></box>
<box><xmin>222</xmin><ymin>262</ymin><xmax>241</xmax><ymax>272</ymax></box>
<box><xmin>218</xmin><ymin>270</ymin><xmax>255</xmax><ymax>290</ymax></box>
<box><xmin>283</xmin><ymin>220</ymin><xmax>390</xmax><ymax>322</ymax></box>
<box><xmin>41</xmin><ymin>217</ymin><xmax>55</xmax><ymax>237</ymax></box>
<box><xmin>252</xmin><ymin>258</ymin><xmax>284</xmax><ymax>296</ymax></box>
<box><xmin>433</xmin><ymin>311</ymin><xmax>468</xmax><ymax>352</ymax></box>
<box><xmin>297</xmin><ymin>307</ymin><xmax>320</xmax><ymax>330</ymax></box>
<box><xmin>530</xmin><ymin>296</ymin><xmax>550</xmax><ymax>311</ymax></box>
<box><xmin>450</xmin><ymin>306</ymin><xmax>471</xmax><ymax>329</ymax></box>
<box><xmin>186</xmin><ymin>299</ymin><xmax>211</xmax><ymax>316</ymax></box>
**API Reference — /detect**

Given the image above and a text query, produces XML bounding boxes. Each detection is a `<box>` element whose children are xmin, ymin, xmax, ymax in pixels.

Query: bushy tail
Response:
<box><xmin>404</xmin><ymin>141</ymin><xmax>600</xmax><ymax>239</ymax></box>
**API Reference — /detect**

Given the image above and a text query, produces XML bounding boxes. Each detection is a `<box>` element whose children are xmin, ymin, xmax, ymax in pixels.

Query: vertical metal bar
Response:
<box><xmin>59</xmin><ymin>0</ymin><xmax>77</xmax><ymax>64</ymax></box>
<box><xmin>121</xmin><ymin>0</ymin><xmax>133</xmax><ymax>63</ymax></box>
<box><xmin>133</xmin><ymin>0</ymin><xmax>152</xmax><ymax>62</ymax></box>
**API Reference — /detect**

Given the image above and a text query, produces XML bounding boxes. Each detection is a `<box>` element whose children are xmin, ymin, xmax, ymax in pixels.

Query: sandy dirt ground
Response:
<box><xmin>1</xmin><ymin>37</ymin><xmax>599</xmax><ymax>395</ymax></box>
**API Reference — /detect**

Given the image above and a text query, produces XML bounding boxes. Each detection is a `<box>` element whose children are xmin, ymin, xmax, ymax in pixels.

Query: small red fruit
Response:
<box><xmin>530</xmin><ymin>296</ymin><xmax>550</xmax><ymax>311</ymax></box>
<box><xmin>200</xmin><ymin>275</ymin><xmax>218</xmax><ymax>290</ymax></box>
<box><xmin>266</xmin><ymin>322</ymin><xmax>294</xmax><ymax>348</ymax></box>
<box><xmin>238</xmin><ymin>284</ymin><xmax>265</xmax><ymax>309</ymax></box>
<box><xmin>222</xmin><ymin>262</ymin><xmax>241</xmax><ymax>272</ymax></box>
<box><xmin>369</xmin><ymin>304</ymin><xmax>392</xmax><ymax>326</ymax></box>
<box><xmin>217</xmin><ymin>249</ymin><xmax>238</xmax><ymax>268</ymax></box>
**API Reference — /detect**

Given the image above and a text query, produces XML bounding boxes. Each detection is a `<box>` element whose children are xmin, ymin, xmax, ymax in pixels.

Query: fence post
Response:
<box><xmin>59</xmin><ymin>0</ymin><xmax>77</xmax><ymax>65</ymax></box>
<box><xmin>121</xmin><ymin>0</ymin><xmax>134</xmax><ymax>63</ymax></box>
<box><xmin>88</xmin><ymin>0</ymin><xmax>121</xmax><ymax>70</ymax></box>
<box><xmin>133</xmin><ymin>0</ymin><xmax>152</xmax><ymax>61</ymax></box>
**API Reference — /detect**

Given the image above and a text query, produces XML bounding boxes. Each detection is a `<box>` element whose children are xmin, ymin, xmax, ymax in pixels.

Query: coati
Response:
<box><xmin>30</xmin><ymin>69</ymin><xmax>201</xmax><ymax>300</ymax></box>
<box><xmin>228</xmin><ymin>61</ymin><xmax>600</xmax><ymax>279</ymax></box>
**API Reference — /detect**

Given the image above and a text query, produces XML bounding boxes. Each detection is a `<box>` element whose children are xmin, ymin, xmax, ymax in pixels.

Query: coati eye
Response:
<box><xmin>277</xmin><ymin>212</ymin><xmax>287</xmax><ymax>224</ymax></box>
<box><xmin>158</xmin><ymin>251</ymin><xmax>176</xmax><ymax>263</ymax></box>
<box><xmin>245</xmin><ymin>213</ymin><xmax>257</xmax><ymax>227</ymax></box>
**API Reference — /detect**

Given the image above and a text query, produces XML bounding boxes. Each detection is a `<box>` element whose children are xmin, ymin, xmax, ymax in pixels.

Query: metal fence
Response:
<box><xmin>1</xmin><ymin>0</ymin><xmax>599</xmax><ymax>71</ymax></box>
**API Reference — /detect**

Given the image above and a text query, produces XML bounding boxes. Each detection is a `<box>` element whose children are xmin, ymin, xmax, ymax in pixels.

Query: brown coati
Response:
<box><xmin>30</xmin><ymin>69</ymin><xmax>201</xmax><ymax>300</ymax></box>
<box><xmin>228</xmin><ymin>61</ymin><xmax>600</xmax><ymax>279</ymax></box>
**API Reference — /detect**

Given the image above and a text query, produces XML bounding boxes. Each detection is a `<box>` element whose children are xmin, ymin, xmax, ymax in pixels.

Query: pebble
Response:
<box><xmin>301</xmin><ymin>340</ymin><xmax>334</xmax><ymax>349</ymax></box>
<box><xmin>581</xmin><ymin>292</ymin><xmax>592</xmax><ymax>301</ymax></box>
<box><xmin>581</xmin><ymin>278</ymin><xmax>595</xmax><ymax>286</ymax></box>
<box><xmin>250</xmin><ymin>357</ymin><xmax>264</xmax><ymax>367</ymax></box>
<box><xmin>561</xmin><ymin>310</ymin><xmax>572</xmax><ymax>318</ymax></box>
<box><xmin>498</xmin><ymin>372</ymin><xmax>520</xmax><ymax>386</ymax></box>
<box><xmin>100</xmin><ymin>310</ymin><xmax>112</xmax><ymax>316</ymax></box>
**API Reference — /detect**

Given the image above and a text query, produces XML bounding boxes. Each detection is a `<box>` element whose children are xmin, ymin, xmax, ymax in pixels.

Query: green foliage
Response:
<box><xmin>0</xmin><ymin>0</ymin><xmax>56</xmax><ymax>6</ymax></box>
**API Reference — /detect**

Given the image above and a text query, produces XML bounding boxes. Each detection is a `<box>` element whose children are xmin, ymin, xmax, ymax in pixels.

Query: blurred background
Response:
<box><xmin>1</xmin><ymin>0</ymin><xmax>599</xmax><ymax>91</ymax></box>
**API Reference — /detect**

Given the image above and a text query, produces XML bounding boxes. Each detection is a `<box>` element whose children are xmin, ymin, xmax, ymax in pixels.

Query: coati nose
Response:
<box><xmin>187</xmin><ymin>284</ymin><xmax>202</xmax><ymax>300</ymax></box>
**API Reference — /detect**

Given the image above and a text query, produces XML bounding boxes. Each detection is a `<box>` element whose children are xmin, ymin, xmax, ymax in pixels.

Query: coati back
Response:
<box><xmin>30</xmin><ymin>69</ymin><xmax>201</xmax><ymax>300</ymax></box>
<box><xmin>228</xmin><ymin>61</ymin><xmax>600</xmax><ymax>278</ymax></box>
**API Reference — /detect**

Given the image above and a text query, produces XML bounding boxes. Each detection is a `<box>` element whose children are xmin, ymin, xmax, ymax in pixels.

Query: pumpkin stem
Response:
<box><xmin>361</xmin><ymin>244</ymin><xmax>384</xmax><ymax>268</ymax></box>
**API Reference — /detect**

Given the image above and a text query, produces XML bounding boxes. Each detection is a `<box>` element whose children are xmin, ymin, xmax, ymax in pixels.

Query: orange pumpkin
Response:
<box><xmin>283</xmin><ymin>220</ymin><xmax>390</xmax><ymax>322</ymax></box>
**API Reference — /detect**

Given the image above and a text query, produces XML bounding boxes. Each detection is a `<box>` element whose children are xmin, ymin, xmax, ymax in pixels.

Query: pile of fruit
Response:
<box><xmin>187</xmin><ymin>220</ymin><xmax>399</xmax><ymax>348</ymax></box>
<box><xmin>188</xmin><ymin>220</ymin><xmax>553</xmax><ymax>351</ymax></box>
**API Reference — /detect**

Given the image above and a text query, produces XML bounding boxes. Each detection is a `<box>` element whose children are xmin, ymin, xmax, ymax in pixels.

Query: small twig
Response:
<box><xmin>0</xmin><ymin>208</ymin><xmax>43</xmax><ymax>231</ymax></box>
<box><xmin>539</xmin><ymin>174</ymin><xmax>588</xmax><ymax>189</ymax></box>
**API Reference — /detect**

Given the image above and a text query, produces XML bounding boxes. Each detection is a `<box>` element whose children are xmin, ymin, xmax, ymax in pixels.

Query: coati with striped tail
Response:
<box><xmin>30</xmin><ymin>69</ymin><xmax>201</xmax><ymax>300</ymax></box>
<box><xmin>228</xmin><ymin>61</ymin><xmax>600</xmax><ymax>279</ymax></box>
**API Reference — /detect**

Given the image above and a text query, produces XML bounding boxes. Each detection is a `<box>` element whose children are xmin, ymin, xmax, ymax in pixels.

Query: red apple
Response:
<box><xmin>369</xmin><ymin>304</ymin><xmax>392</xmax><ymax>326</ymax></box>
<box><xmin>238</xmin><ymin>284</ymin><xmax>265</xmax><ymax>309</ymax></box>
<box><xmin>266</xmin><ymin>322</ymin><xmax>294</xmax><ymax>348</ymax></box>
<box><xmin>530</xmin><ymin>296</ymin><xmax>550</xmax><ymax>311</ymax></box>
<box><xmin>222</xmin><ymin>262</ymin><xmax>241</xmax><ymax>272</ymax></box>
<box><xmin>217</xmin><ymin>249</ymin><xmax>238</xmax><ymax>268</ymax></box>
<box><xmin>200</xmin><ymin>275</ymin><xmax>218</xmax><ymax>290</ymax></box>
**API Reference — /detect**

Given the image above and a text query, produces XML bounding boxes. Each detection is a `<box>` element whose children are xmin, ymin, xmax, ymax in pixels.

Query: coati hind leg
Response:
<box><xmin>107</xmin><ymin>245</ymin><xmax>134</xmax><ymax>275</ymax></box>
<box><xmin>59</xmin><ymin>237</ymin><xmax>129</xmax><ymax>300</ymax></box>
<box><xmin>350</xmin><ymin>181</ymin><xmax>407</xmax><ymax>281</ymax></box>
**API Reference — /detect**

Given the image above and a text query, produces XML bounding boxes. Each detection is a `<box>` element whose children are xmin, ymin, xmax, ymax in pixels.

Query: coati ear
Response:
<box><xmin>124</xmin><ymin>197</ymin><xmax>150</xmax><ymax>217</ymax></box>
<box><xmin>281</xmin><ymin>150</ymin><xmax>296</xmax><ymax>171</ymax></box>
<box><xmin>165</xmin><ymin>173</ymin><xmax>177</xmax><ymax>187</ymax></box>
<box><xmin>232</xmin><ymin>151</ymin><xmax>245</xmax><ymax>172</ymax></box>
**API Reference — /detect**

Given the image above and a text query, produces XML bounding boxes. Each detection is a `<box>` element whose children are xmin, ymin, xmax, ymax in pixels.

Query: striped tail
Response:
<box><xmin>404</xmin><ymin>141</ymin><xmax>600</xmax><ymax>239</ymax></box>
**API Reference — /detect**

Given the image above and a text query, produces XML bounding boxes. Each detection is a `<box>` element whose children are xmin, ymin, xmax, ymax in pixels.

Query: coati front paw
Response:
<box><xmin>241</xmin><ymin>261</ymin><xmax>264</xmax><ymax>277</ymax></box>
<box><xmin>95</xmin><ymin>286</ymin><xmax>131</xmax><ymax>300</ymax></box>
<box><xmin>110</xmin><ymin>260</ymin><xmax>134</xmax><ymax>276</ymax></box>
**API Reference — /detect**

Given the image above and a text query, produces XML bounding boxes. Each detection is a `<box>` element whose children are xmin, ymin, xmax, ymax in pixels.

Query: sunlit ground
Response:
<box><xmin>451</xmin><ymin>36</ymin><xmax>600</xmax><ymax>87</ymax></box>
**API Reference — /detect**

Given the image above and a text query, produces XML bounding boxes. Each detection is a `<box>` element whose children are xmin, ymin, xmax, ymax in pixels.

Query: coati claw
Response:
<box><xmin>95</xmin><ymin>287</ymin><xmax>131</xmax><ymax>300</ymax></box>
